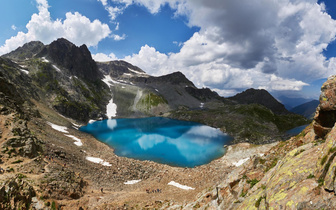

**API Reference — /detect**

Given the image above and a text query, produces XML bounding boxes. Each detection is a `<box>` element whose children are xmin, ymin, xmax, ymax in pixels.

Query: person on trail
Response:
<box><xmin>101</xmin><ymin>188</ymin><xmax>103</xmax><ymax>193</ymax></box>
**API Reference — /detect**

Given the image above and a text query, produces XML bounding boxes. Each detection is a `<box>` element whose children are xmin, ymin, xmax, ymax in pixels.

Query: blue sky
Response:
<box><xmin>1</xmin><ymin>0</ymin><xmax>336</xmax><ymax>100</ymax></box>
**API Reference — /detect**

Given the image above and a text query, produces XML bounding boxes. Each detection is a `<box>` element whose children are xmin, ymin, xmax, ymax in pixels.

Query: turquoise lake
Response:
<box><xmin>80</xmin><ymin>117</ymin><xmax>233</xmax><ymax>167</ymax></box>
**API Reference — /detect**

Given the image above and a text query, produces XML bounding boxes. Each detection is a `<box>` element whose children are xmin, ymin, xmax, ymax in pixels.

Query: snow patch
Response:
<box><xmin>106</xmin><ymin>98</ymin><xmax>117</xmax><ymax>118</ymax></box>
<box><xmin>200</xmin><ymin>103</ymin><xmax>204</xmax><ymax>109</ymax></box>
<box><xmin>41</xmin><ymin>57</ymin><xmax>49</xmax><ymax>63</ymax></box>
<box><xmin>52</xmin><ymin>65</ymin><xmax>61</xmax><ymax>72</ymax></box>
<box><xmin>124</xmin><ymin>180</ymin><xmax>141</xmax><ymax>185</ymax></box>
<box><xmin>232</xmin><ymin>157</ymin><xmax>250</xmax><ymax>167</ymax></box>
<box><xmin>88</xmin><ymin>120</ymin><xmax>96</xmax><ymax>124</ymax></box>
<box><xmin>128</xmin><ymin>68</ymin><xmax>147</xmax><ymax>75</ymax></box>
<box><xmin>86</xmin><ymin>157</ymin><xmax>112</xmax><ymax>166</ymax></box>
<box><xmin>47</xmin><ymin>122</ymin><xmax>68</xmax><ymax>133</ymax></box>
<box><xmin>64</xmin><ymin>134</ymin><xmax>83</xmax><ymax>146</ymax></box>
<box><xmin>20</xmin><ymin>69</ymin><xmax>29</xmax><ymax>74</ymax></box>
<box><xmin>102</xmin><ymin>75</ymin><xmax>119</xmax><ymax>86</ymax></box>
<box><xmin>155</xmin><ymin>89</ymin><xmax>159</xmax><ymax>92</ymax></box>
<box><xmin>168</xmin><ymin>181</ymin><xmax>194</xmax><ymax>190</ymax></box>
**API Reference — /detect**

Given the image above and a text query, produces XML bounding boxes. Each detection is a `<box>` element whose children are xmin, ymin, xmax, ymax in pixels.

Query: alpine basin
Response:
<box><xmin>80</xmin><ymin>117</ymin><xmax>233</xmax><ymax>167</ymax></box>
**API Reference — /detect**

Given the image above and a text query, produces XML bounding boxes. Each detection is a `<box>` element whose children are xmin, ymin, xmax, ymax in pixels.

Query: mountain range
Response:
<box><xmin>1</xmin><ymin>38</ymin><xmax>309</xmax><ymax>143</ymax></box>
<box><xmin>2</xmin><ymin>38</ymin><xmax>336</xmax><ymax>209</ymax></box>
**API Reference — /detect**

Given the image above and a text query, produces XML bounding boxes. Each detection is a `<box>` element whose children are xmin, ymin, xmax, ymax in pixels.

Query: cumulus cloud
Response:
<box><xmin>119</xmin><ymin>0</ymin><xmax>336</xmax><ymax>96</ymax></box>
<box><xmin>11</xmin><ymin>25</ymin><xmax>17</xmax><ymax>30</ymax></box>
<box><xmin>92</xmin><ymin>52</ymin><xmax>118</xmax><ymax>62</ymax></box>
<box><xmin>0</xmin><ymin>0</ymin><xmax>111</xmax><ymax>55</ymax></box>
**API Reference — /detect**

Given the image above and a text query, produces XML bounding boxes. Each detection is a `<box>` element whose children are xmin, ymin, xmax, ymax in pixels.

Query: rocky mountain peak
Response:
<box><xmin>229</xmin><ymin>88</ymin><xmax>290</xmax><ymax>115</ymax></box>
<box><xmin>3</xmin><ymin>41</ymin><xmax>44</xmax><ymax>60</ymax></box>
<box><xmin>38</xmin><ymin>38</ymin><xmax>102</xmax><ymax>82</ymax></box>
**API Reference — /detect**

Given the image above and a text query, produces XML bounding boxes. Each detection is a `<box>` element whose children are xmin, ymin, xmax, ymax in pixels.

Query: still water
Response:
<box><xmin>285</xmin><ymin>124</ymin><xmax>309</xmax><ymax>136</ymax></box>
<box><xmin>80</xmin><ymin>117</ymin><xmax>233</xmax><ymax>167</ymax></box>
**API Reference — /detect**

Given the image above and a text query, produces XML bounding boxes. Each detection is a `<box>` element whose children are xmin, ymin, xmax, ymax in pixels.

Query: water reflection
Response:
<box><xmin>80</xmin><ymin>117</ymin><xmax>233</xmax><ymax>167</ymax></box>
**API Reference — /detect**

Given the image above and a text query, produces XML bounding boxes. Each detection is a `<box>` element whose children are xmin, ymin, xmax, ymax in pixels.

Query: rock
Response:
<box><xmin>0</xmin><ymin>174</ymin><xmax>36</xmax><ymax>209</ymax></box>
<box><xmin>314</xmin><ymin>75</ymin><xmax>336</xmax><ymax>137</ymax></box>
<box><xmin>40</xmin><ymin>167</ymin><xmax>87</xmax><ymax>200</ymax></box>
<box><xmin>324</xmin><ymin>156</ymin><xmax>336</xmax><ymax>192</ymax></box>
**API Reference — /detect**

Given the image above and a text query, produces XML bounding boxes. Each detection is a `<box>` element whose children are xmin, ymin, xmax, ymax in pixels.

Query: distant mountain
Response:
<box><xmin>277</xmin><ymin>95</ymin><xmax>313</xmax><ymax>110</ymax></box>
<box><xmin>290</xmin><ymin>100</ymin><xmax>319</xmax><ymax>119</ymax></box>
<box><xmin>228</xmin><ymin>88</ymin><xmax>290</xmax><ymax>115</ymax></box>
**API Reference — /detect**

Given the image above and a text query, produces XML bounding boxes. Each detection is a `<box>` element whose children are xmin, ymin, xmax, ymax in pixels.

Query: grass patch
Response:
<box><xmin>266</xmin><ymin>157</ymin><xmax>278</xmax><ymax>172</ymax></box>
<box><xmin>307</xmin><ymin>174</ymin><xmax>315</xmax><ymax>179</ymax></box>
<box><xmin>321</xmin><ymin>155</ymin><xmax>328</xmax><ymax>165</ymax></box>
<box><xmin>240</xmin><ymin>190</ymin><xmax>247</xmax><ymax>197</ymax></box>
<box><xmin>247</xmin><ymin>179</ymin><xmax>260</xmax><ymax>188</ymax></box>
<box><xmin>12</xmin><ymin>159</ymin><xmax>23</xmax><ymax>164</ymax></box>
<box><xmin>255</xmin><ymin>196</ymin><xmax>265</xmax><ymax>208</ymax></box>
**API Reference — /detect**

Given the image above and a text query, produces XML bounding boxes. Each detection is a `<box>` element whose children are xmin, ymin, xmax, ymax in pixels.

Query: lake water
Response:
<box><xmin>80</xmin><ymin>117</ymin><xmax>233</xmax><ymax>167</ymax></box>
<box><xmin>286</xmin><ymin>124</ymin><xmax>309</xmax><ymax>136</ymax></box>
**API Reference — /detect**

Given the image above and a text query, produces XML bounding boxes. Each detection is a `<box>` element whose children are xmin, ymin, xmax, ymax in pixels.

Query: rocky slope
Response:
<box><xmin>182</xmin><ymin>75</ymin><xmax>336</xmax><ymax>209</ymax></box>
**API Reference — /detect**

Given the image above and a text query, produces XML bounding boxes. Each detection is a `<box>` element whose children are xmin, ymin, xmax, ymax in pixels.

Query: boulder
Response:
<box><xmin>314</xmin><ymin>75</ymin><xmax>336</xmax><ymax>138</ymax></box>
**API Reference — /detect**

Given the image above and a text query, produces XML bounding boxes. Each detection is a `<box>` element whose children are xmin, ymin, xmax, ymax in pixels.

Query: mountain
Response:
<box><xmin>228</xmin><ymin>88</ymin><xmax>290</xmax><ymax>115</ymax></box>
<box><xmin>0</xmin><ymin>38</ymin><xmax>319</xmax><ymax>209</ymax></box>
<box><xmin>1</xmin><ymin>38</ymin><xmax>308</xmax><ymax>141</ymax></box>
<box><xmin>277</xmin><ymin>95</ymin><xmax>313</xmax><ymax>110</ymax></box>
<box><xmin>290</xmin><ymin>100</ymin><xmax>319</xmax><ymax>119</ymax></box>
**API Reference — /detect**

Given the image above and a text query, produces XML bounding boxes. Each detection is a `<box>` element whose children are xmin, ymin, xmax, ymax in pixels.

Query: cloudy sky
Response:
<box><xmin>1</xmin><ymin>0</ymin><xmax>336</xmax><ymax>99</ymax></box>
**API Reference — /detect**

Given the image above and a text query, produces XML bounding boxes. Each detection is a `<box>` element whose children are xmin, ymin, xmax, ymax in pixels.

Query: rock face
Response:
<box><xmin>229</xmin><ymin>88</ymin><xmax>290</xmax><ymax>115</ymax></box>
<box><xmin>314</xmin><ymin>75</ymin><xmax>336</xmax><ymax>138</ymax></box>
<box><xmin>0</xmin><ymin>174</ymin><xmax>36</xmax><ymax>209</ymax></box>
<box><xmin>38</xmin><ymin>38</ymin><xmax>103</xmax><ymax>82</ymax></box>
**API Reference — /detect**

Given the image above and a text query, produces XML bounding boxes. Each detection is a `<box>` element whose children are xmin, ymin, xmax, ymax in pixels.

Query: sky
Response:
<box><xmin>1</xmin><ymin>0</ymin><xmax>336</xmax><ymax>100</ymax></box>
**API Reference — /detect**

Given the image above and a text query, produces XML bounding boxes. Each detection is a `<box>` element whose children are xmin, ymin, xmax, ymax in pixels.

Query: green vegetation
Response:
<box><xmin>255</xmin><ymin>196</ymin><xmax>265</xmax><ymax>208</ymax></box>
<box><xmin>266</xmin><ymin>158</ymin><xmax>278</xmax><ymax>172</ymax></box>
<box><xmin>321</xmin><ymin>155</ymin><xmax>328</xmax><ymax>165</ymax></box>
<box><xmin>12</xmin><ymin>159</ymin><xmax>23</xmax><ymax>164</ymax></box>
<box><xmin>240</xmin><ymin>190</ymin><xmax>247</xmax><ymax>197</ymax></box>
<box><xmin>247</xmin><ymin>179</ymin><xmax>260</xmax><ymax>188</ymax></box>
<box><xmin>139</xmin><ymin>92</ymin><xmax>168</xmax><ymax>110</ymax></box>
<box><xmin>307</xmin><ymin>174</ymin><xmax>315</xmax><ymax>179</ymax></box>
<box><xmin>17</xmin><ymin>173</ymin><xmax>27</xmax><ymax>180</ymax></box>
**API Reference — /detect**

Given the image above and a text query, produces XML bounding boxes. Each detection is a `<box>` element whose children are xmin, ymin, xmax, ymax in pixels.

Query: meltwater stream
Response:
<box><xmin>80</xmin><ymin>117</ymin><xmax>233</xmax><ymax>167</ymax></box>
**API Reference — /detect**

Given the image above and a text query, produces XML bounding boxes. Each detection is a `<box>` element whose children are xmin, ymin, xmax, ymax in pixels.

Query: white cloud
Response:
<box><xmin>11</xmin><ymin>25</ymin><xmax>17</xmax><ymax>30</ymax></box>
<box><xmin>92</xmin><ymin>52</ymin><xmax>118</xmax><ymax>62</ymax></box>
<box><xmin>0</xmin><ymin>0</ymin><xmax>111</xmax><ymax>55</ymax></box>
<box><xmin>118</xmin><ymin>0</ymin><xmax>336</xmax><ymax>96</ymax></box>
<box><xmin>112</xmin><ymin>34</ymin><xmax>126</xmax><ymax>41</ymax></box>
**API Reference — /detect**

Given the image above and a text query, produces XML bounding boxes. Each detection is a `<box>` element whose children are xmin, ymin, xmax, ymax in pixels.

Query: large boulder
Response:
<box><xmin>314</xmin><ymin>75</ymin><xmax>336</xmax><ymax>138</ymax></box>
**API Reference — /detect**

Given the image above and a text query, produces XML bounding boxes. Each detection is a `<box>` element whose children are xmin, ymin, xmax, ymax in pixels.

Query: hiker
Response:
<box><xmin>101</xmin><ymin>188</ymin><xmax>103</xmax><ymax>193</ymax></box>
